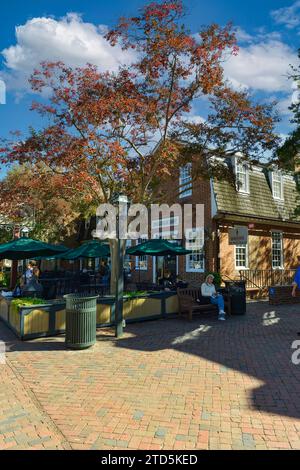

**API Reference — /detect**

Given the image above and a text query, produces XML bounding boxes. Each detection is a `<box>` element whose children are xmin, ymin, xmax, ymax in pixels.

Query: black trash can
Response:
<box><xmin>64</xmin><ymin>294</ymin><xmax>98</xmax><ymax>349</ymax></box>
<box><xmin>224</xmin><ymin>280</ymin><xmax>246</xmax><ymax>315</ymax></box>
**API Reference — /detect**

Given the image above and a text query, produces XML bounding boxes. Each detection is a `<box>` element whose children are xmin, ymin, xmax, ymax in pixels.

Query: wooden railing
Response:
<box><xmin>239</xmin><ymin>269</ymin><xmax>296</xmax><ymax>289</ymax></box>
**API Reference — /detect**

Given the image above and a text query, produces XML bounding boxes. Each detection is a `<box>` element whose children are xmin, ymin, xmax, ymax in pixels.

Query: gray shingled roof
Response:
<box><xmin>212</xmin><ymin>168</ymin><xmax>300</xmax><ymax>223</ymax></box>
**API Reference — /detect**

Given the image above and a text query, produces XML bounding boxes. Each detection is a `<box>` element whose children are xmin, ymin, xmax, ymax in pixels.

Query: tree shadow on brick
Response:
<box><xmin>113</xmin><ymin>302</ymin><xmax>300</xmax><ymax>420</ymax></box>
<box><xmin>0</xmin><ymin>322</ymin><xmax>115</xmax><ymax>352</ymax></box>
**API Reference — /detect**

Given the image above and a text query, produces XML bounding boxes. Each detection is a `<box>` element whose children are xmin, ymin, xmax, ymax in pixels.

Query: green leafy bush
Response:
<box><xmin>123</xmin><ymin>291</ymin><xmax>147</xmax><ymax>298</ymax></box>
<box><xmin>0</xmin><ymin>272</ymin><xmax>10</xmax><ymax>288</ymax></box>
<box><xmin>11</xmin><ymin>297</ymin><xmax>46</xmax><ymax>308</ymax></box>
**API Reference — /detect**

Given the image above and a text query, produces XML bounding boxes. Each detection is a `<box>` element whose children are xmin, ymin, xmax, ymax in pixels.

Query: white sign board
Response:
<box><xmin>228</xmin><ymin>226</ymin><xmax>248</xmax><ymax>245</ymax></box>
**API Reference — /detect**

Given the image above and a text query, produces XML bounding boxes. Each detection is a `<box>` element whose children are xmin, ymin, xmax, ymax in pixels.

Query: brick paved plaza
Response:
<box><xmin>0</xmin><ymin>301</ymin><xmax>300</xmax><ymax>450</ymax></box>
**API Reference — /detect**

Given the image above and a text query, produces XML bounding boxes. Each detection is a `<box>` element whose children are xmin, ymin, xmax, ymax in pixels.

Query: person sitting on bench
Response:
<box><xmin>201</xmin><ymin>274</ymin><xmax>226</xmax><ymax>321</ymax></box>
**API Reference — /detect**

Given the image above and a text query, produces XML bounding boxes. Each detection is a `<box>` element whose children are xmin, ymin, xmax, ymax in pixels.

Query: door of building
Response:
<box><xmin>153</xmin><ymin>255</ymin><xmax>178</xmax><ymax>283</ymax></box>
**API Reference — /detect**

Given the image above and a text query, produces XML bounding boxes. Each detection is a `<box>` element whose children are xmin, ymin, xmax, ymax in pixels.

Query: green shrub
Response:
<box><xmin>123</xmin><ymin>291</ymin><xmax>147</xmax><ymax>298</ymax></box>
<box><xmin>0</xmin><ymin>272</ymin><xmax>10</xmax><ymax>288</ymax></box>
<box><xmin>11</xmin><ymin>297</ymin><xmax>45</xmax><ymax>308</ymax></box>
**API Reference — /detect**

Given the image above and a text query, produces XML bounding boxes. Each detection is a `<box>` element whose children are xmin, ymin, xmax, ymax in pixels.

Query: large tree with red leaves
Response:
<box><xmin>1</xmin><ymin>1</ymin><xmax>278</xmax><ymax>205</ymax></box>
<box><xmin>0</xmin><ymin>1</ymin><xmax>279</xmax><ymax>290</ymax></box>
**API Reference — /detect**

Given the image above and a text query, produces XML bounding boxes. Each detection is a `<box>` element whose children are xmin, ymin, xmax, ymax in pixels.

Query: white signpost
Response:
<box><xmin>228</xmin><ymin>226</ymin><xmax>248</xmax><ymax>245</ymax></box>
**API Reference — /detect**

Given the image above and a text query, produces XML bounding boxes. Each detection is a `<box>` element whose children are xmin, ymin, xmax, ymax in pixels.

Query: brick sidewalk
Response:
<box><xmin>0</xmin><ymin>301</ymin><xmax>300</xmax><ymax>450</ymax></box>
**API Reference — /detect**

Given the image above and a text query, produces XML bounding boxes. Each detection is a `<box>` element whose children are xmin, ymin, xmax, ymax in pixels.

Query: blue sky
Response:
<box><xmin>1</xmin><ymin>0</ymin><xmax>300</xmax><ymax>176</ymax></box>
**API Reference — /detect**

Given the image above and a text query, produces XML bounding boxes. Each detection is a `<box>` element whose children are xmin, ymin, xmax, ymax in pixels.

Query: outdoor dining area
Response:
<box><xmin>0</xmin><ymin>237</ymin><xmax>194</xmax><ymax>341</ymax></box>
<box><xmin>0</xmin><ymin>236</ymin><xmax>247</xmax><ymax>346</ymax></box>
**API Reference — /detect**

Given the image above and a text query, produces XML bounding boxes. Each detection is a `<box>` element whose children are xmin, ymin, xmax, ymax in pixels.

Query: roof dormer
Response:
<box><xmin>232</xmin><ymin>155</ymin><xmax>249</xmax><ymax>194</ymax></box>
<box><xmin>270</xmin><ymin>169</ymin><xmax>284</xmax><ymax>201</ymax></box>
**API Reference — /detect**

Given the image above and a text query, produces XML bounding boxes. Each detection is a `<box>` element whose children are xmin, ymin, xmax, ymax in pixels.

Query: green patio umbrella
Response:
<box><xmin>49</xmin><ymin>239</ymin><xmax>110</xmax><ymax>260</ymax></box>
<box><xmin>126</xmin><ymin>238</ymin><xmax>192</xmax><ymax>256</ymax></box>
<box><xmin>0</xmin><ymin>237</ymin><xmax>68</xmax><ymax>260</ymax></box>
<box><xmin>126</xmin><ymin>239</ymin><xmax>192</xmax><ymax>281</ymax></box>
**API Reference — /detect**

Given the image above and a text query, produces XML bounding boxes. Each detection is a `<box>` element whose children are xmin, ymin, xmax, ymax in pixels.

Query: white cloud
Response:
<box><xmin>186</xmin><ymin>114</ymin><xmax>206</xmax><ymax>124</ymax></box>
<box><xmin>224</xmin><ymin>40</ymin><xmax>297</xmax><ymax>93</ymax></box>
<box><xmin>271</xmin><ymin>1</ymin><xmax>300</xmax><ymax>29</ymax></box>
<box><xmin>279</xmin><ymin>133</ymin><xmax>289</xmax><ymax>144</ymax></box>
<box><xmin>276</xmin><ymin>81</ymin><xmax>299</xmax><ymax>116</ymax></box>
<box><xmin>234</xmin><ymin>27</ymin><xmax>253</xmax><ymax>43</ymax></box>
<box><xmin>1</xmin><ymin>13</ymin><xmax>135</xmax><ymax>94</ymax></box>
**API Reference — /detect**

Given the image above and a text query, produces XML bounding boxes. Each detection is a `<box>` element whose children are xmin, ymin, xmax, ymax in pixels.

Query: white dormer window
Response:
<box><xmin>236</xmin><ymin>162</ymin><xmax>249</xmax><ymax>193</ymax></box>
<box><xmin>272</xmin><ymin>171</ymin><xmax>283</xmax><ymax>200</ymax></box>
<box><xmin>179</xmin><ymin>163</ymin><xmax>192</xmax><ymax>198</ymax></box>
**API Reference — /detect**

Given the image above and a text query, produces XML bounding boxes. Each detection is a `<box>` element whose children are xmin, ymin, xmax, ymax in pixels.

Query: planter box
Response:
<box><xmin>0</xmin><ymin>291</ymin><xmax>179</xmax><ymax>340</ymax></box>
<box><xmin>96</xmin><ymin>291</ymin><xmax>178</xmax><ymax>326</ymax></box>
<box><xmin>0</xmin><ymin>295</ymin><xmax>66</xmax><ymax>340</ymax></box>
<box><xmin>269</xmin><ymin>285</ymin><xmax>300</xmax><ymax>305</ymax></box>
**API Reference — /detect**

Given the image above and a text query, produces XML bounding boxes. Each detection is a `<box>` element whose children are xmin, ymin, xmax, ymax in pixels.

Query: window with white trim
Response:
<box><xmin>135</xmin><ymin>238</ymin><xmax>148</xmax><ymax>270</ymax></box>
<box><xmin>272</xmin><ymin>171</ymin><xmax>283</xmax><ymax>200</ymax></box>
<box><xmin>235</xmin><ymin>244</ymin><xmax>248</xmax><ymax>269</ymax></box>
<box><xmin>179</xmin><ymin>163</ymin><xmax>192</xmax><ymax>198</ymax></box>
<box><xmin>185</xmin><ymin>228</ymin><xmax>204</xmax><ymax>272</ymax></box>
<box><xmin>272</xmin><ymin>232</ymin><xmax>283</xmax><ymax>269</ymax></box>
<box><xmin>152</xmin><ymin>217</ymin><xmax>179</xmax><ymax>240</ymax></box>
<box><xmin>124</xmin><ymin>239</ymin><xmax>132</xmax><ymax>271</ymax></box>
<box><xmin>236</xmin><ymin>162</ymin><xmax>249</xmax><ymax>193</ymax></box>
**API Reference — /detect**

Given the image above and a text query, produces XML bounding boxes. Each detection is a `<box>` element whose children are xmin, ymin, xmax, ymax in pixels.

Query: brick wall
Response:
<box><xmin>219</xmin><ymin>221</ymin><xmax>300</xmax><ymax>280</ymax></box>
<box><xmin>128</xmin><ymin>174</ymin><xmax>300</xmax><ymax>286</ymax></box>
<box><xmin>131</xmin><ymin>169</ymin><xmax>216</xmax><ymax>284</ymax></box>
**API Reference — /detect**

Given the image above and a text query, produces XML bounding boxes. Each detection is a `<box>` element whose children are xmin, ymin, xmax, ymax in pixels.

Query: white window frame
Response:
<box><xmin>179</xmin><ymin>163</ymin><xmax>192</xmax><ymax>199</ymax></box>
<box><xmin>271</xmin><ymin>231</ymin><xmax>283</xmax><ymax>269</ymax></box>
<box><xmin>151</xmin><ymin>216</ymin><xmax>180</xmax><ymax>229</ymax></box>
<box><xmin>124</xmin><ymin>239</ymin><xmax>132</xmax><ymax>271</ymax></box>
<box><xmin>235</xmin><ymin>244</ymin><xmax>248</xmax><ymax>270</ymax></box>
<box><xmin>185</xmin><ymin>228</ymin><xmax>205</xmax><ymax>273</ymax></box>
<box><xmin>152</xmin><ymin>217</ymin><xmax>179</xmax><ymax>240</ymax></box>
<box><xmin>235</xmin><ymin>162</ymin><xmax>249</xmax><ymax>194</ymax></box>
<box><xmin>271</xmin><ymin>171</ymin><xmax>284</xmax><ymax>201</ymax></box>
<box><xmin>153</xmin><ymin>230</ymin><xmax>179</xmax><ymax>240</ymax></box>
<box><xmin>135</xmin><ymin>237</ymin><xmax>148</xmax><ymax>271</ymax></box>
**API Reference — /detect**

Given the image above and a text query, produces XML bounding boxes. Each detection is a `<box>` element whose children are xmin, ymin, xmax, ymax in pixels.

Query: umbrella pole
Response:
<box><xmin>10</xmin><ymin>227</ymin><xmax>21</xmax><ymax>289</ymax></box>
<box><xmin>139</xmin><ymin>257</ymin><xmax>141</xmax><ymax>285</ymax></box>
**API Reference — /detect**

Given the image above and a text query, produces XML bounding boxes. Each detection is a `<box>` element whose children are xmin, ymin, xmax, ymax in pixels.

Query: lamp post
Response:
<box><xmin>111</xmin><ymin>193</ymin><xmax>129</xmax><ymax>338</ymax></box>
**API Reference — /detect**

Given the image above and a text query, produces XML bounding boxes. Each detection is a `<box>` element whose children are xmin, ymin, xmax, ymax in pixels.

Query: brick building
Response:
<box><xmin>130</xmin><ymin>156</ymin><xmax>300</xmax><ymax>293</ymax></box>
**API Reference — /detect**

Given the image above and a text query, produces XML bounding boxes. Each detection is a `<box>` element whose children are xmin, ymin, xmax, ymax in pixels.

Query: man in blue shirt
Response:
<box><xmin>291</xmin><ymin>260</ymin><xmax>300</xmax><ymax>335</ymax></box>
<box><xmin>292</xmin><ymin>259</ymin><xmax>300</xmax><ymax>297</ymax></box>
<box><xmin>25</xmin><ymin>262</ymin><xmax>34</xmax><ymax>284</ymax></box>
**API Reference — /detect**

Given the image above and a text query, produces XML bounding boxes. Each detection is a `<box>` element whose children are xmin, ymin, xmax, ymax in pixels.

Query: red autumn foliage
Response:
<box><xmin>0</xmin><ymin>0</ymin><xmax>279</xmax><ymax>217</ymax></box>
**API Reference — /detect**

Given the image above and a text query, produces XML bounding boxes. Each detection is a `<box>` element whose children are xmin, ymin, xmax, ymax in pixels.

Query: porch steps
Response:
<box><xmin>246</xmin><ymin>286</ymin><xmax>268</xmax><ymax>300</ymax></box>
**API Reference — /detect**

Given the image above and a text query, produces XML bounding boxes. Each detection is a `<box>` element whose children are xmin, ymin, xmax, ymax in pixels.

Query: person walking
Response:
<box><xmin>291</xmin><ymin>257</ymin><xmax>300</xmax><ymax>297</ymax></box>
<box><xmin>201</xmin><ymin>274</ymin><xmax>226</xmax><ymax>321</ymax></box>
<box><xmin>291</xmin><ymin>256</ymin><xmax>300</xmax><ymax>335</ymax></box>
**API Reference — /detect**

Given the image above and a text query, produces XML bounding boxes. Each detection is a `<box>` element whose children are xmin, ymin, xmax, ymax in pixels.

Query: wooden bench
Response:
<box><xmin>177</xmin><ymin>287</ymin><xmax>231</xmax><ymax>321</ymax></box>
